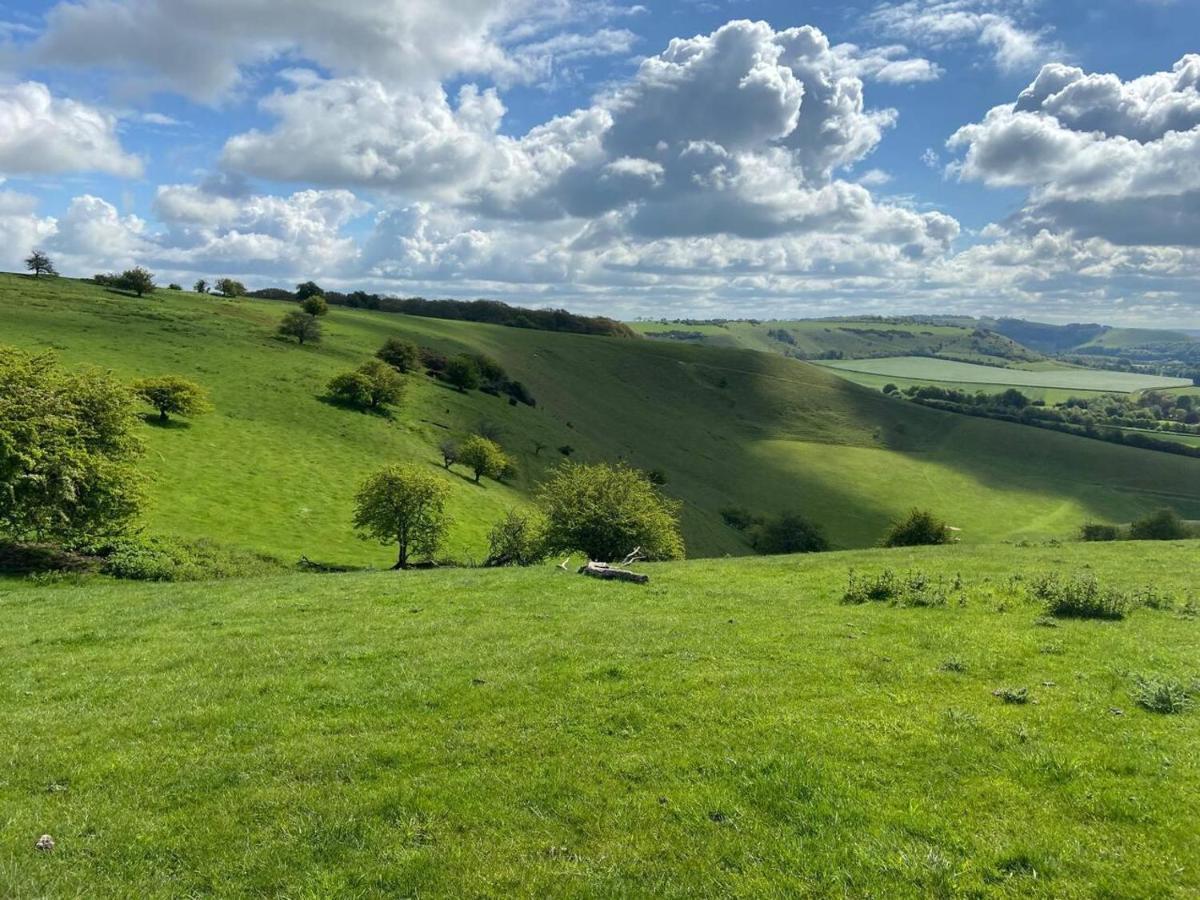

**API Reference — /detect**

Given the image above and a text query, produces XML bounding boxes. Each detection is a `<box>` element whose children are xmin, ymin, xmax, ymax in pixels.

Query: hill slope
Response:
<box><xmin>1</xmin><ymin>542</ymin><xmax>1197</xmax><ymax>896</ymax></box>
<box><xmin>3</xmin><ymin>273</ymin><xmax>1200</xmax><ymax>566</ymax></box>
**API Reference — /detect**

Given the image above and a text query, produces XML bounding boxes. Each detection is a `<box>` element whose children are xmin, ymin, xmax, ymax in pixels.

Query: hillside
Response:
<box><xmin>3</xmin><ymin>274</ymin><xmax>1200</xmax><ymax>566</ymax></box>
<box><xmin>2</xmin><ymin>541</ymin><xmax>1197</xmax><ymax>896</ymax></box>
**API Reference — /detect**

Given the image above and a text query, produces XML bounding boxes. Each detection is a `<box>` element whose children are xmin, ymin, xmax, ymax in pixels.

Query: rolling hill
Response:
<box><xmin>3</xmin><ymin>273</ymin><xmax>1200</xmax><ymax>567</ymax></box>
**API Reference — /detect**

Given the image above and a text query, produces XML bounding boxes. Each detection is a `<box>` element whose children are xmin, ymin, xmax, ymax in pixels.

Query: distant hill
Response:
<box><xmin>3</xmin><ymin>272</ymin><xmax>1199</xmax><ymax>566</ymax></box>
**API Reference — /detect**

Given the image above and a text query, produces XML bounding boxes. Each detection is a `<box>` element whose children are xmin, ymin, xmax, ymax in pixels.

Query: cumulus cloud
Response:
<box><xmin>867</xmin><ymin>1</ymin><xmax>1062</xmax><ymax>73</ymax></box>
<box><xmin>0</xmin><ymin>189</ymin><xmax>57</xmax><ymax>268</ymax></box>
<box><xmin>0</xmin><ymin>82</ymin><xmax>141</xmax><ymax>177</ymax></box>
<box><xmin>948</xmin><ymin>55</ymin><xmax>1200</xmax><ymax>246</ymax></box>
<box><xmin>33</xmin><ymin>0</ymin><xmax>638</xmax><ymax>102</ymax></box>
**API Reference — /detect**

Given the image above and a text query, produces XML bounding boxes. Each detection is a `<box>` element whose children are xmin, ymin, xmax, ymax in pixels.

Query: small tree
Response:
<box><xmin>377</xmin><ymin>337</ymin><xmax>420</xmax><ymax>373</ymax></box>
<box><xmin>167</xmin><ymin>283</ymin><xmax>183</xmax><ymax>291</ymax></box>
<box><xmin>1080</xmin><ymin>522</ymin><xmax>1120</xmax><ymax>542</ymax></box>
<box><xmin>327</xmin><ymin>359</ymin><xmax>404</xmax><ymax>410</ymax></box>
<box><xmin>751</xmin><ymin>512</ymin><xmax>828</xmax><ymax>555</ymax></box>
<box><xmin>537</xmin><ymin>461</ymin><xmax>685</xmax><ymax>562</ymax></box>
<box><xmin>117</xmin><ymin>267</ymin><xmax>155</xmax><ymax>297</ymax></box>
<box><xmin>445</xmin><ymin>355</ymin><xmax>481</xmax><ymax>392</ymax></box>
<box><xmin>24</xmin><ymin>250</ymin><xmax>57</xmax><ymax>278</ymax></box>
<box><xmin>278</xmin><ymin>309</ymin><xmax>322</xmax><ymax>345</ymax></box>
<box><xmin>193</xmin><ymin>279</ymin><xmax>209</xmax><ymax>294</ymax></box>
<box><xmin>484</xmin><ymin>510</ymin><xmax>547</xmax><ymax>567</ymax></box>
<box><xmin>295</xmin><ymin>281</ymin><xmax>324</xmax><ymax>301</ymax></box>
<box><xmin>458</xmin><ymin>435</ymin><xmax>509</xmax><ymax>483</ymax></box>
<box><xmin>352</xmin><ymin>464</ymin><xmax>450</xmax><ymax>569</ymax></box>
<box><xmin>216</xmin><ymin>278</ymin><xmax>245</xmax><ymax>297</ymax></box>
<box><xmin>439</xmin><ymin>439</ymin><xmax>460</xmax><ymax>469</ymax></box>
<box><xmin>133</xmin><ymin>376</ymin><xmax>213</xmax><ymax>423</ymax></box>
<box><xmin>881</xmin><ymin>509</ymin><xmax>951</xmax><ymax>548</ymax></box>
<box><xmin>301</xmin><ymin>294</ymin><xmax>329</xmax><ymax>318</ymax></box>
<box><xmin>1129</xmin><ymin>508</ymin><xmax>1190</xmax><ymax>541</ymax></box>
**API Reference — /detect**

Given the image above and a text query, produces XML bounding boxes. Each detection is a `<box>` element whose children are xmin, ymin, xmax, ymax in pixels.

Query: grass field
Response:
<box><xmin>819</xmin><ymin>356</ymin><xmax>1193</xmax><ymax>393</ymax></box>
<box><xmin>811</xmin><ymin>367</ymin><xmax>1112</xmax><ymax>405</ymax></box>
<box><xmin>1</xmin><ymin>541</ymin><xmax>1197</xmax><ymax>897</ymax></box>
<box><xmin>4</xmin><ymin>274</ymin><xmax>1200</xmax><ymax>565</ymax></box>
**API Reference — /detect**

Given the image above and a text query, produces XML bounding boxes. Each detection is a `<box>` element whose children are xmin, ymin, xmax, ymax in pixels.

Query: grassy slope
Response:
<box><xmin>4</xmin><ymin>274</ymin><xmax>1200</xmax><ymax>566</ymax></box>
<box><xmin>1</xmin><ymin>542</ymin><xmax>1197</xmax><ymax>897</ymax></box>
<box><xmin>1079</xmin><ymin>327</ymin><xmax>1196</xmax><ymax>350</ymax></box>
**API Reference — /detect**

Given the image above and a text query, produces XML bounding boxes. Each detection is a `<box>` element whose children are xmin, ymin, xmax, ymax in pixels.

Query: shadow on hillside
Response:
<box><xmin>429</xmin><ymin>460</ymin><xmax>489</xmax><ymax>488</ymax></box>
<box><xmin>140</xmin><ymin>414</ymin><xmax>191</xmax><ymax>429</ymax></box>
<box><xmin>316</xmin><ymin>395</ymin><xmax>394</xmax><ymax>419</ymax></box>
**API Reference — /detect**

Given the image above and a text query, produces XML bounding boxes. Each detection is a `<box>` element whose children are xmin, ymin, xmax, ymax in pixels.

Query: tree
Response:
<box><xmin>133</xmin><ymin>376</ymin><xmax>213</xmax><ymax>423</ymax></box>
<box><xmin>882</xmin><ymin>509</ymin><xmax>951</xmax><ymax>548</ymax></box>
<box><xmin>0</xmin><ymin>346</ymin><xmax>143</xmax><ymax>542</ymax></box>
<box><xmin>117</xmin><ymin>267</ymin><xmax>155</xmax><ymax>297</ymax></box>
<box><xmin>484</xmin><ymin>510</ymin><xmax>547</xmax><ymax>567</ymax></box>
<box><xmin>193</xmin><ymin>279</ymin><xmax>209</xmax><ymax>294</ymax></box>
<box><xmin>167</xmin><ymin>283</ymin><xmax>182</xmax><ymax>291</ymax></box>
<box><xmin>751</xmin><ymin>512</ymin><xmax>829</xmax><ymax>555</ymax></box>
<box><xmin>1129</xmin><ymin>508</ymin><xmax>1190</xmax><ymax>541</ymax></box>
<box><xmin>278</xmin><ymin>309</ymin><xmax>322</xmax><ymax>345</ymax></box>
<box><xmin>377</xmin><ymin>337</ymin><xmax>420</xmax><ymax>373</ymax></box>
<box><xmin>537</xmin><ymin>461</ymin><xmax>685</xmax><ymax>562</ymax></box>
<box><xmin>216</xmin><ymin>278</ymin><xmax>245</xmax><ymax>297</ymax></box>
<box><xmin>24</xmin><ymin>250</ymin><xmax>56</xmax><ymax>278</ymax></box>
<box><xmin>438</xmin><ymin>439</ymin><xmax>459</xmax><ymax>469</ymax></box>
<box><xmin>327</xmin><ymin>359</ymin><xmax>404</xmax><ymax>410</ymax></box>
<box><xmin>445</xmin><ymin>355</ymin><xmax>481</xmax><ymax>392</ymax></box>
<box><xmin>295</xmin><ymin>281</ymin><xmax>324</xmax><ymax>301</ymax></box>
<box><xmin>352</xmin><ymin>464</ymin><xmax>450</xmax><ymax>569</ymax></box>
<box><xmin>300</xmin><ymin>294</ymin><xmax>329</xmax><ymax>318</ymax></box>
<box><xmin>458</xmin><ymin>435</ymin><xmax>509</xmax><ymax>483</ymax></box>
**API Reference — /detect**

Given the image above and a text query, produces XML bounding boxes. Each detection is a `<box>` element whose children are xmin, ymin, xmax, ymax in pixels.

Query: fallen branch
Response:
<box><xmin>578</xmin><ymin>560</ymin><xmax>649</xmax><ymax>584</ymax></box>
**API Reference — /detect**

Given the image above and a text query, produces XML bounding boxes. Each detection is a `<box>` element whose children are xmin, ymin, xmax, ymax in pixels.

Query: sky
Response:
<box><xmin>1</xmin><ymin>0</ymin><xmax>1199</xmax><ymax>325</ymax></box>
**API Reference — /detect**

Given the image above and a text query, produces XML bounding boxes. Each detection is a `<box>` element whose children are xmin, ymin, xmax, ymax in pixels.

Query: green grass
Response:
<box><xmin>814</xmin><ymin>367</ymin><xmax>1111</xmax><ymax>405</ymax></box>
<box><xmin>4</xmin><ymin>273</ymin><xmax>1200</xmax><ymax>565</ymax></box>
<box><xmin>1</xmin><ymin>541</ymin><xmax>1197</xmax><ymax>896</ymax></box>
<box><xmin>819</xmin><ymin>356</ymin><xmax>1192</xmax><ymax>393</ymax></box>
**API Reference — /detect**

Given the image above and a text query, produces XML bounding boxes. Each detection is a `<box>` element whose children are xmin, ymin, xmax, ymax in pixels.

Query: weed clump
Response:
<box><xmin>1132</xmin><ymin>675</ymin><xmax>1194</xmax><ymax>714</ymax></box>
<box><xmin>1029</xmin><ymin>573</ymin><xmax>1133</xmax><ymax>620</ymax></box>
<box><xmin>842</xmin><ymin>569</ymin><xmax>961</xmax><ymax>607</ymax></box>
<box><xmin>993</xmin><ymin>686</ymin><xmax>1029</xmax><ymax>704</ymax></box>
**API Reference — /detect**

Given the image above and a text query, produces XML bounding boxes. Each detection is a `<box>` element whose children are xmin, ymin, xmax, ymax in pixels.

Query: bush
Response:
<box><xmin>377</xmin><ymin>337</ymin><xmax>420</xmax><ymax>373</ymax></box>
<box><xmin>1080</xmin><ymin>522</ymin><xmax>1120</xmax><ymax>542</ymax></box>
<box><xmin>1129</xmin><ymin>508</ymin><xmax>1191</xmax><ymax>541</ymax></box>
<box><xmin>116</xmin><ymin>267</ymin><xmax>155</xmax><ymax>297</ymax></box>
<box><xmin>300</xmin><ymin>294</ymin><xmax>329</xmax><ymax>317</ymax></box>
<box><xmin>81</xmin><ymin>535</ymin><xmax>284</xmax><ymax>582</ymax></box>
<box><xmin>750</xmin><ymin>512</ymin><xmax>828</xmax><ymax>555</ymax></box>
<box><xmin>537</xmin><ymin>461</ymin><xmax>685</xmax><ymax>562</ymax></box>
<box><xmin>882</xmin><ymin>509</ymin><xmax>951</xmax><ymax>548</ymax></box>
<box><xmin>720</xmin><ymin>506</ymin><xmax>759</xmax><ymax>531</ymax></box>
<box><xmin>458</xmin><ymin>435</ymin><xmax>509</xmax><ymax>483</ymax></box>
<box><xmin>1132</xmin><ymin>675</ymin><xmax>1193</xmax><ymax>714</ymax></box>
<box><xmin>327</xmin><ymin>359</ymin><xmax>404</xmax><ymax>410</ymax></box>
<box><xmin>445</xmin><ymin>355</ymin><xmax>481</xmax><ymax>392</ymax></box>
<box><xmin>167</xmin><ymin>283</ymin><xmax>182</xmax><ymax>291</ymax></box>
<box><xmin>1030</xmin><ymin>573</ymin><xmax>1133</xmax><ymax>620</ymax></box>
<box><xmin>842</xmin><ymin>569</ymin><xmax>956</xmax><ymax>607</ymax></box>
<box><xmin>484</xmin><ymin>510</ymin><xmax>547</xmax><ymax>567</ymax></box>
<box><xmin>133</xmin><ymin>375</ymin><xmax>212</xmax><ymax>422</ymax></box>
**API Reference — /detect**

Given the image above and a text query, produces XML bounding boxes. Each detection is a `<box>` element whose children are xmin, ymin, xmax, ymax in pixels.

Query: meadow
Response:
<box><xmin>820</xmin><ymin>356</ymin><xmax>1192</xmax><ymax>393</ymax></box>
<box><xmin>1</xmin><ymin>541</ymin><xmax>1197</xmax><ymax>897</ymax></box>
<box><xmin>4</xmin><ymin>274</ymin><xmax>1200</xmax><ymax>566</ymax></box>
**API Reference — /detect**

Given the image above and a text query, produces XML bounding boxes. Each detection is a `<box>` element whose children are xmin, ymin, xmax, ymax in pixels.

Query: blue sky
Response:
<box><xmin>1</xmin><ymin>0</ymin><xmax>1198</xmax><ymax>324</ymax></box>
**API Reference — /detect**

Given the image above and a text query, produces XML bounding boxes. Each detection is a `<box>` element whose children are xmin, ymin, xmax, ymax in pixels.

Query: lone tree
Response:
<box><xmin>327</xmin><ymin>359</ymin><xmax>404</xmax><ymax>410</ymax></box>
<box><xmin>0</xmin><ymin>346</ymin><xmax>144</xmax><ymax>542</ymax></box>
<box><xmin>24</xmin><ymin>250</ymin><xmax>57</xmax><ymax>278</ymax></box>
<box><xmin>438</xmin><ymin>438</ymin><xmax>460</xmax><ymax>469</ymax></box>
<box><xmin>377</xmin><ymin>337</ymin><xmax>420</xmax><ymax>373</ymax></box>
<box><xmin>300</xmin><ymin>294</ymin><xmax>329</xmax><ymax>318</ymax></box>
<box><xmin>881</xmin><ymin>508</ymin><xmax>951</xmax><ymax>547</ymax></box>
<box><xmin>216</xmin><ymin>278</ymin><xmax>245</xmax><ymax>297</ymax></box>
<box><xmin>458</xmin><ymin>435</ymin><xmax>509</xmax><ymax>483</ymax></box>
<box><xmin>278</xmin><ymin>309</ymin><xmax>322</xmax><ymax>345</ymax></box>
<box><xmin>537</xmin><ymin>461</ymin><xmax>685</xmax><ymax>562</ymax></box>
<box><xmin>117</xmin><ymin>267</ymin><xmax>155</xmax><ymax>297</ymax></box>
<box><xmin>445</xmin><ymin>354</ymin><xmax>481</xmax><ymax>392</ymax></box>
<box><xmin>295</xmin><ymin>281</ymin><xmax>324</xmax><ymax>301</ymax></box>
<box><xmin>353</xmin><ymin>464</ymin><xmax>450</xmax><ymax>569</ymax></box>
<box><xmin>133</xmin><ymin>376</ymin><xmax>213</xmax><ymax>423</ymax></box>
<box><xmin>193</xmin><ymin>279</ymin><xmax>209</xmax><ymax>294</ymax></box>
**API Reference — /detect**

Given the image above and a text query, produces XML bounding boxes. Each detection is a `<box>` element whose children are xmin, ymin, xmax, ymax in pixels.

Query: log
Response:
<box><xmin>578</xmin><ymin>561</ymin><xmax>649</xmax><ymax>584</ymax></box>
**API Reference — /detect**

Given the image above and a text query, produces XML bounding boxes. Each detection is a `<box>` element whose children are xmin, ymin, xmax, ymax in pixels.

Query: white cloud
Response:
<box><xmin>0</xmin><ymin>190</ymin><xmax>57</xmax><ymax>268</ymax></box>
<box><xmin>50</xmin><ymin>194</ymin><xmax>149</xmax><ymax>267</ymax></box>
<box><xmin>0</xmin><ymin>82</ymin><xmax>141</xmax><ymax>177</ymax></box>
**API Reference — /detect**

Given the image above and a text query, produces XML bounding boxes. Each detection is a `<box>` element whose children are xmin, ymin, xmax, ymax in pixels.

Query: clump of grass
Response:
<box><xmin>1029</xmin><ymin>573</ymin><xmax>1133</xmax><ymax>620</ymax></box>
<box><xmin>993</xmin><ymin>686</ymin><xmax>1029</xmax><ymax>704</ymax></box>
<box><xmin>842</xmin><ymin>569</ymin><xmax>960</xmax><ymax>607</ymax></box>
<box><xmin>1132</xmin><ymin>675</ymin><xmax>1193</xmax><ymax>714</ymax></box>
<box><xmin>940</xmin><ymin>657</ymin><xmax>968</xmax><ymax>673</ymax></box>
<box><xmin>1038</xmin><ymin>641</ymin><xmax>1065</xmax><ymax>655</ymax></box>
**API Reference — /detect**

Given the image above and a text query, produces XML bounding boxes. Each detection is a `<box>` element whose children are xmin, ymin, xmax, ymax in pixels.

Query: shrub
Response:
<box><xmin>377</xmin><ymin>337</ymin><xmax>420</xmax><ymax>373</ymax></box>
<box><xmin>133</xmin><ymin>376</ymin><xmax>212</xmax><ymax>422</ymax></box>
<box><xmin>558</xmin><ymin>444</ymin><xmax>575</xmax><ymax>457</ymax></box>
<box><xmin>445</xmin><ymin>355</ymin><xmax>481</xmax><ymax>392</ymax></box>
<box><xmin>116</xmin><ymin>267</ymin><xmax>155</xmax><ymax>297</ymax></box>
<box><xmin>75</xmin><ymin>535</ymin><xmax>283</xmax><ymax>581</ymax></box>
<box><xmin>1030</xmin><ymin>573</ymin><xmax>1133</xmax><ymax>620</ymax></box>
<box><xmin>167</xmin><ymin>283</ymin><xmax>182</xmax><ymax>291</ymax></box>
<box><xmin>458</xmin><ymin>435</ymin><xmax>509</xmax><ymax>483</ymax></box>
<box><xmin>1132</xmin><ymin>675</ymin><xmax>1193</xmax><ymax>714</ymax></box>
<box><xmin>278</xmin><ymin>309</ymin><xmax>322</xmax><ymax>345</ymax></box>
<box><xmin>353</xmin><ymin>465</ymin><xmax>451</xmax><ymax>569</ymax></box>
<box><xmin>993</xmin><ymin>686</ymin><xmax>1029</xmax><ymax>705</ymax></box>
<box><xmin>300</xmin><ymin>294</ymin><xmax>329</xmax><ymax>317</ymax></box>
<box><xmin>750</xmin><ymin>512</ymin><xmax>828</xmax><ymax>555</ymax></box>
<box><xmin>1080</xmin><ymin>522</ymin><xmax>1120</xmax><ymax>542</ymax></box>
<box><xmin>842</xmin><ymin>569</ymin><xmax>953</xmax><ymax>607</ymax></box>
<box><xmin>882</xmin><ymin>508</ymin><xmax>951</xmax><ymax>547</ymax></box>
<box><xmin>537</xmin><ymin>461</ymin><xmax>685</xmax><ymax>562</ymax></box>
<box><xmin>1129</xmin><ymin>508</ymin><xmax>1191</xmax><ymax>541</ymax></box>
<box><xmin>327</xmin><ymin>360</ymin><xmax>404</xmax><ymax>410</ymax></box>
<box><xmin>419</xmin><ymin>346</ymin><xmax>448</xmax><ymax>373</ymax></box>
<box><xmin>720</xmin><ymin>506</ymin><xmax>759</xmax><ymax>531</ymax></box>
<box><xmin>484</xmin><ymin>510</ymin><xmax>547</xmax><ymax>567</ymax></box>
